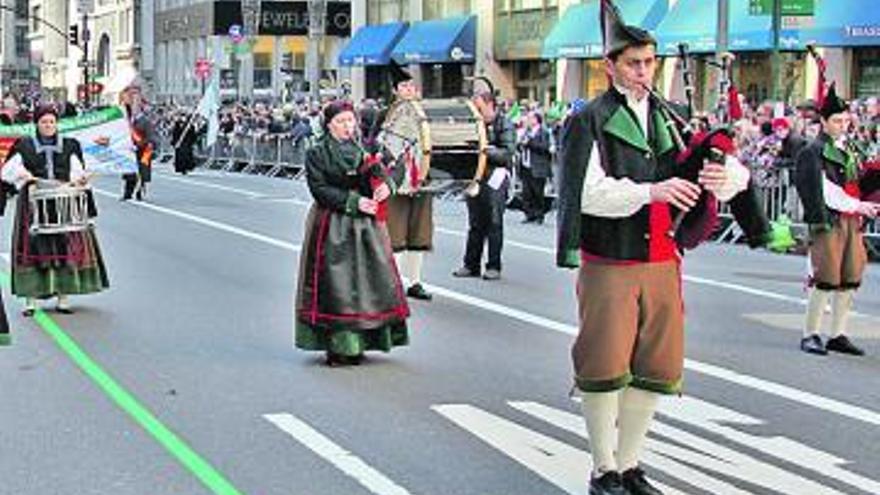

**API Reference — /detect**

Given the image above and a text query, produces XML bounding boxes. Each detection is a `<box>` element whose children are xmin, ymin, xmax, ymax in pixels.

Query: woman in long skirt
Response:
<box><xmin>1</xmin><ymin>105</ymin><xmax>109</xmax><ymax>315</ymax></box>
<box><xmin>295</xmin><ymin>100</ymin><xmax>409</xmax><ymax>366</ymax></box>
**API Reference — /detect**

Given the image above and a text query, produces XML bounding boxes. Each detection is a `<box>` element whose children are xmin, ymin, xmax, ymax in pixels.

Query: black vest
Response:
<box><xmin>578</xmin><ymin>90</ymin><xmax>679</xmax><ymax>260</ymax></box>
<box><xmin>9</xmin><ymin>136</ymin><xmax>84</xmax><ymax>182</ymax></box>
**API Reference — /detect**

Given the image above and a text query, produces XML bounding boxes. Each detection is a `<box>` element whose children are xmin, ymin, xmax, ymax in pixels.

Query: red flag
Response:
<box><xmin>816</xmin><ymin>56</ymin><xmax>828</xmax><ymax>108</ymax></box>
<box><xmin>728</xmin><ymin>84</ymin><xmax>743</xmax><ymax>121</ymax></box>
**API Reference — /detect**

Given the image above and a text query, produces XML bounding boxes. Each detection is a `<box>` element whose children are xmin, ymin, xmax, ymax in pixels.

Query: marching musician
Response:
<box><xmin>120</xmin><ymin>78</ymin><xmax>156</xmax><ymax>201</ymax></box>
<box><xmin>294</xmin><ymin>100</ymin><xmax>409</xmax><ymax>366</ymax></box>
<box><xmin>556</xmin><ymin>2</ymin><xmax>751</xmax><ymax>494</ymax></box>
<box><xmin>380</xmin><ymin>62</ymin><xmax>435</xmax><ymax>300</ymax></box>
<box><xmin>452</xmin><ymin>78</ymin><xmax>516</xmax><ymax>281</ymax></box>
<box><xmin>1</xmin><ymin>105</ymin><xmax>109</xmax><ymax>316</ymax></box>
<box><xmin>795</xmin><ymin>84</ymin><xmax>880</xmax><ymax>357</ymax></box>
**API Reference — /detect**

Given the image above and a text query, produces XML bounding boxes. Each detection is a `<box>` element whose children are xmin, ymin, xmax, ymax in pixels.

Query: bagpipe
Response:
<box><xmin>644</xmin><ymin>43</ymin><xmax>771</xmax><ymax>249</ymax></box>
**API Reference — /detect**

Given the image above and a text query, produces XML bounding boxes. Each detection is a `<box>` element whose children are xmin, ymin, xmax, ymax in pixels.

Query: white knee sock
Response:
<box><xmin>830</xmin><ymin>290</ymin><xmax>854</xmax><ymax>338</ymax></box>
<box><xmin>616</xmin><ymin>388</ymin><xmax>659</xmax><ymax>472</ymax></box>
<box><xmin>580</xmin><ymin>391</ymin><xmax>621</xmax><ymax>476</ymax></box>
<box><xmin>407</xmin><ymin>251</ymin><xmax>424</xmax><ymax>285</ymax></box>
<box><xmin>804</xmin><ymin>289</ymin><xmax>831</xmax><ymax>337</ymax></box>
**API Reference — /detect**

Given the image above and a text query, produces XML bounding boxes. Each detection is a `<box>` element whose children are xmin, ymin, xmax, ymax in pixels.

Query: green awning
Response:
<box><xmin>654</xmin><ymin>0</ymin><xmax>774</xmax><ymax>54</ymax></box>
<box><xmin>542</xmin><ymin>0</ymin><xmax>668</xmax><ymax>59</ymax></box>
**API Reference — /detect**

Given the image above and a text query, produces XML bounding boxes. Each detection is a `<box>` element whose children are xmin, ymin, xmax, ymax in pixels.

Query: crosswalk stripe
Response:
<box><xmin>511</xmin><ymin>401</ymin><xmax>853</xmax><ymax>495</ymax></box>
<box><xmin>433</xmin><ymin>404</ymin><xmax>689</xmax><ymax>495</ymax></box>
<box><xmin>264</xmin><ymin>413</ymin><xmax>415</xmax><ymax>495</ymax></box>
<box><xmin>97</xmin><ymin>182</ymin><xmax>880</xmax><ymax>428</ymax></box>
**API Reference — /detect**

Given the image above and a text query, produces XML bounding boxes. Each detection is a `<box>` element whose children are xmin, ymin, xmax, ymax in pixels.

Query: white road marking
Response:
<box><xmin>433</xmin><ymin>404</ymin><xmax>689</xmax><ymax>495</ymax></box>
<box><xmin>264</xmin><ymin>413</ymin><xmax>415</xmax><ymax>495</ymax></box>
<box><xmin>92</xmin><ymin>189</ymin><xmax>301</xmax><ymax>252</ymax></box>
<box><xmin>152</xmin><ymin>173</ymin><xmax>873</xmax><ymax>315</ymax></box>
<box><xmin>96</xmin><ymin>183</ymin><xmax>880</xmax><ymax>427</ymax></box>
<box><xmin>511</xmin><ymin>401</ymin><xmax>855</xmax><ymax>495</ymax></box>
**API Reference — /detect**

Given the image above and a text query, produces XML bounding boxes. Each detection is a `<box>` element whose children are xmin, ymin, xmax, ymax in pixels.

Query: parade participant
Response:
<box><xmin>294</xmin><ymin>100</ymin><xmax>409</xmax><ymax>366</ymax></box>
<box><xmin>172</xmin><ymin>111</ymin><xmax>203</xmax><ymax>176</ymax></box>
<box><xmin>120</xmin><ymin>79</ymin><xmax>156</xmax><ymax>201</ymax></box>
<box><xmin>382</xmin><ymin>62</ymin><xmax>435</xmax><ymax>299</ymax></box>
<box><xmin>518</xmin><ymin>111</ymin><xmax>552</xmax><ymax>224</ymax></box>
<box><xmin>451</xmin><ymin>78</ymin><xmax>516</xmax><ymax>281</ymax></box>
<box><xmin>795</xmin><ymin>84</ymin><xmax>880</xmax><ymax>357</ymax></box>
<box><xmin>1</xmin><ymin>105</ymin><xmax>109</xmax><ymax>316</ymax></box>
<box><xmin>556</xmin><ymin>2</ymin><xmax>751</xmax><ymax>494</ymax></box>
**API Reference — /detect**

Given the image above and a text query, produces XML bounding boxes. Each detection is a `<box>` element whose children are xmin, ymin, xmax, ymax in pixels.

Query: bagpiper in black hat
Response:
<box><xmin>388</xmin><ymin>59</ymin><xmax>413</xmax><ymax>90</ymax></box>
<box><xmin>819</xmin><ymin>82</ymin><xmax>848</xmax><ymax>120</ymax></box>
<box><xmin>601</xmin><ymin>0</ymin><xmax>657</xmax><ymax>59</ymax></box>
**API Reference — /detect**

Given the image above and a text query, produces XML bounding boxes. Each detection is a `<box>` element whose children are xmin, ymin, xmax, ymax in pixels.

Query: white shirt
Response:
<box><xmin>1</xmin><ymin>147</ymin><xmax>86</xmax><ymax>190</ymax></box>
<box><xmin>580</xmin><ymin>88</ymin><xmax>749</xmax><ymax>217</ymax></box>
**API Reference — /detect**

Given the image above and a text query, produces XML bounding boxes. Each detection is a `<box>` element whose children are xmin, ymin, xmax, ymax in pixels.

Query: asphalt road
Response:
<box><xmin>1</xmin><ymin>166</ymin><xmax>878</xmax><ymax>495</ymax></box>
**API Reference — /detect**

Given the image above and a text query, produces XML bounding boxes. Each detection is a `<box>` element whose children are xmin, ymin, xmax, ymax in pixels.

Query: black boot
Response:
<box><xmin>622</xmin><ymin>467</ymin><xmax>664</xmax><ymax>495</ymax></box>
<box><xmin>406</xmin><ymin>283</ymin><xmax>432</xmax><ymax>301</ymax></box>
<box><xmin>825</xmin><ymin>335</ymin><xmax>865</xmax><ymax>356</ymax></box>
<box><xmin>589</xmin><ymin>471</ymin><xmax>627</xmax><ymax>495</ymax></box>
<box><xmin>800</xmin><ymin>334</ymin><xmax>828</xmax><ymax>355</ymax></box>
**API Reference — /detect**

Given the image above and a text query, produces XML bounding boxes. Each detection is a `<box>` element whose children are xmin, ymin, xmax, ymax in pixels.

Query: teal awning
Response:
<box><xmin>542</xmin><ymin>0</ymin><xmax>668</xmax><ymax>59</ymax></box>
<box><xmin>654</xmin><ymin>0</ymin><xmax>773</xmax><ymax>54</ymax></box>
<box><xmin>780</xmin><ymin>0</ymin><xmax>880</xmax><ymax>49</ymax></box>
<box><xmin>338</xmin><ymin>22</ymin><xmax>409</xmax><ymax>66</ymax></box>
<box><xmin>392</xmin><ymin>16</ymin><xmax>476</xmax><ymax>64</ymax></box>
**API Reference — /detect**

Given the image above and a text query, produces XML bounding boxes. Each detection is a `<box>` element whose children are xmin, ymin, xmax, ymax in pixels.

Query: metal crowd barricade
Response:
<box><xmin>192</xmin><ymin>131</ymin><xmax>307</xmax><ymax>178</ymax></box>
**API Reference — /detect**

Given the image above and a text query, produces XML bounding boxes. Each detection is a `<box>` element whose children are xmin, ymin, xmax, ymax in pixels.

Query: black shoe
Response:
<box><xmin>622</xmin><ymin>467</ymin><xmax>664</xmax><ymax>495</ymax></box>
<box><xmin>482</xmin><ymin>269</ymin><xmax>501</xmax><ymax>281</ymax></box>
<box><xmin>589</xmin><ymin>471</ymin><xmax>627</xmax><ymax>495</ymax></box>
<box><xmin>120</xmin><ymin>196</ymin><xmax>131</xmax><ymax>202</ymax></box>
<box><xmin>521</xmin><ymin>217</ymin><xmax>535</xmax><ymax>224</ymax></box>
<box><xmin>452</xmin><ymin>267</ymin><xmax>480</xmax><ymax>278</ymax></box>
<box><xmin>406</xmin><ymin>283</ymin><xmax>432</xmax><ymax>301</ymax></box>
<box><xmin>56</xmin><ymin>307</ymin><xmax>74</xmax><ymax>315</ymax></box>
<box><xmin>22</xmin><ymin>308</ymin><xmax>35</xmax><ymax>317</ymax></box>
<box><xmin>800</xmin><ymin>334</ymin><xmax>828</xmax><ymax>355</ymax></box>
<box><xmin>534</xmin><ymin>217</ymin><xmax>544</xmax><ymax>225</ymax></box>
<box><xmin>825</xmin><ymin>335</ymin><xmax>865</xmax><ymax>356</ymax></box>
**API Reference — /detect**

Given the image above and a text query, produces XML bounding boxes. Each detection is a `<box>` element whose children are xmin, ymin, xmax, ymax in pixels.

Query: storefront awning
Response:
<box><xmin>338</xmin><ymin>22</ymin><xmax>409</xmax><ymax>66</ymax></box>
<box><xmin>654</xmin><ymin>0</ymin><xmax>773</xmax><ymax>55</ymax></box>
<box><xmin>542</xmin><ymin>0</ymin><xmax>668</xmax><ymax>59</ymax></box>
<box><xmin>780</xmin><ymin>0</ymin><xmax>880</xmax><ymax>49</ymax></box>
<box><xmin>391</xmin><ymin>16</ymin><xmax>476</xmax><ymax>64</ymax></box>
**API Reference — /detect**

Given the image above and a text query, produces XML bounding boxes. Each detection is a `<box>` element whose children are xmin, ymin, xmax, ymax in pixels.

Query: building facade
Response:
<box><xmin>0</xmin><ymin>0</ymin><xmax>34</xmax><ymax>100</ymax></box>
<box><xmin>152</xmin><ymin>0</ymin><xmax>352</xmax><ymax>104</ymax></box>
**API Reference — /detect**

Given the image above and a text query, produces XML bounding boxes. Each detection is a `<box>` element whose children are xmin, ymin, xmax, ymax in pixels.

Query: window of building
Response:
<box><xmin>368</xmin><ymin>0</ymin><xmax>409</xmax><ymax>25</ymax></box>
<box><xmin>424</xmin><ymin>0</ymin><xmax>471</xmax><ymax>20</ymax></box>
<box><xmin>15</xmin><ymin>25</ymin><xmax>28</xmax><ymax>57</ymax></box>
<box><xmin>15</xmin><ymin>0</ymin><xmax>27</xmax><ymax>19</ymax></box>
<box><xmin>511</xmin><ymin>0</ymin><xmax>543</xmax><ymax>10</ymax></box>
<box><xmin>31</xmin><ymin>5</ymin><xmax>40</xmax><ymax>32</ymax></box>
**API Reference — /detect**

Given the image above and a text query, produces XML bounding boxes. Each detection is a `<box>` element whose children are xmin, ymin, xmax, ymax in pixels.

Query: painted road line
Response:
<box><xmin>97</xmin><ymin>188</ymin><xmax>880</xmax><ymax>427</ymax></box>
<box><xmin>154</xmin><ymin>173</ymin><xmax>871</xmax><ymax>315</ymax></box>
<box><xmin>511</xmin><ymin>401</ymin><xmax>852</xmax><ymax>495</ymax></box>
<box><xmin>433</xmin><ymin>404</ymin><xmax>688</xmax><ymax>495</ymax></box>
<box><xmin>0</xmin><ymin>273</ymin><xmax>243</xmax><ymax>495</ymax></box>
<box><xmin>264</xmin><ymin>413</ymin><xmax>415</xmax><ymax>495</ymax></box>
<box><xmin>93</xmin><ymin>188</ymin><xmax>300</xmax><ymax>252</ymax></box>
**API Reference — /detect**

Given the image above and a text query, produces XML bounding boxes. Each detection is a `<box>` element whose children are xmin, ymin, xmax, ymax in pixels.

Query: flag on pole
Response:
<box><xmin>196</xmin><ymin>75</ymin><xmax>220</xmax><ymax>148</ymax></box>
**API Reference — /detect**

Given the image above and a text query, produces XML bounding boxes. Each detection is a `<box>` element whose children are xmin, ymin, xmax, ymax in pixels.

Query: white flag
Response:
<box><xmin>196</xmin><ymin>75</ymin><xmax>220</xmax><ymax>148</ymax></box>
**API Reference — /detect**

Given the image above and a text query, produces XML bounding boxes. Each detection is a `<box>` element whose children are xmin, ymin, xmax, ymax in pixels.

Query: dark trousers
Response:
<box><xmin>464</xmin><ymin>179</ymin><xmax>507</xmax><ymax>272</ymax></box>
<box><xmin>122</xmin><ymin>172</ymin><xmax>143</xmax><ymax>200</ymax></box>
<box><xmin>520</xmin><ymin>166</ymin><xmax>546</xmax><ymax>221</ymax></box>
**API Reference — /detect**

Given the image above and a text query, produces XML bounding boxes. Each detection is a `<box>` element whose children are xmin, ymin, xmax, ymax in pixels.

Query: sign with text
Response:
<box><xmin>213</xmin><ymin>1</ymin><xmax>350</xmax><ymax>37</ymax></box>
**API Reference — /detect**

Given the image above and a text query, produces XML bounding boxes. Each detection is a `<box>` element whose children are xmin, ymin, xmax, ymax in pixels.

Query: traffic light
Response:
<box><xmin>68</xmin><ymin>24</ymin><xmax>79</xmax><ymax>46</ymax></box>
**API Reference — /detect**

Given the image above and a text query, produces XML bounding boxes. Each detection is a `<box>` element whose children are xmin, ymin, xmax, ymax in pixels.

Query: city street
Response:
<box><xmin>1</xmin><ymin>167</ymin><xmax>879</xmax><ymax>495</ymax></box>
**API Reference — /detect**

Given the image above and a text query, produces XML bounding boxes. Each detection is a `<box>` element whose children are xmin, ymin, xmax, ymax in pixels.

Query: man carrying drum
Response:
<box><xmin>379</xmin><ymin>62</ymin><xmax>434</xmax><ymax>300</ymax></box>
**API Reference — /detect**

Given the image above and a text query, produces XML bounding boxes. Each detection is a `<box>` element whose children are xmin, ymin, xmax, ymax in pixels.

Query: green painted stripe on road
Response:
<box><xmin>1</xmin><ymin>275</ymin><xmax>243</xmax><ymax>495</ymax></box>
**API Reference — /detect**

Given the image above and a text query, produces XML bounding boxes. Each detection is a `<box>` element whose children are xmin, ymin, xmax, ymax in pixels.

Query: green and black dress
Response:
<box><xmin>295</xmin><ymin>135</ymin><xmax>409</xmax><ymax>358</ymax></box>
<box><xmin>1</xmin><ymin>136</ymin><xmax>109</xmax><ymax>300</ymax></box>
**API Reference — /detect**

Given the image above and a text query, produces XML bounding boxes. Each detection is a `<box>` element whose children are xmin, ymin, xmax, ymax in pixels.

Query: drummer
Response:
<box><xmin>379</xmin><ymin>61</ymin><xmax>434</xmax><ymax>300</ymax></box>
<box><xmin>1</xmin><ymin>105</ymin><xmax>110</xmax><ymax>315</ymax></box>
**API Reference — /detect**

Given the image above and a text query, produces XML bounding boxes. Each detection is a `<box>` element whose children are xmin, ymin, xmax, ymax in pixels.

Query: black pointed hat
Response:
<box><xmin>601</xmin><ymin>0</ymin><xmax>656</xmax><ymax>58</ymax></box>
<box><xmin>389</xmin><ymin>59</ymin><xmax>413</xmax><ymax>89</ymax></box>
<box><xmin>819</xmin><ymin>83</ymin><xmax>848</xmax><ymax>119</ymax></box>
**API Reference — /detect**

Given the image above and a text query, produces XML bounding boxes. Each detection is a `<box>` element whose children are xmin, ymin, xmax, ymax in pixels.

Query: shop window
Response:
<box><xmin>856</xmin><ymin>48</ymin><xmax>880</xmax><ymax>99</ymax></box>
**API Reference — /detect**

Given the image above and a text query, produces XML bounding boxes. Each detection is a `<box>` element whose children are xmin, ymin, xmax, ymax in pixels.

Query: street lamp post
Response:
<box><xmin>307</xmin><ymin>0</ymin><xmax>326</xmax><ymax>100</ymax></box>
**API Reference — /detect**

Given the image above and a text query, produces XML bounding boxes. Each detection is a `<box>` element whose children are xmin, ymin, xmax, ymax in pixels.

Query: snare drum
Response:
<box><xmin>380</xmin><ymin>98</ymin><xmax>487</xmax><ymax>194</ymax></box>
<box><xmin>28</xmin><ymin>180</ymin><xmax>92</xmax><ymax>235</ymax></box>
